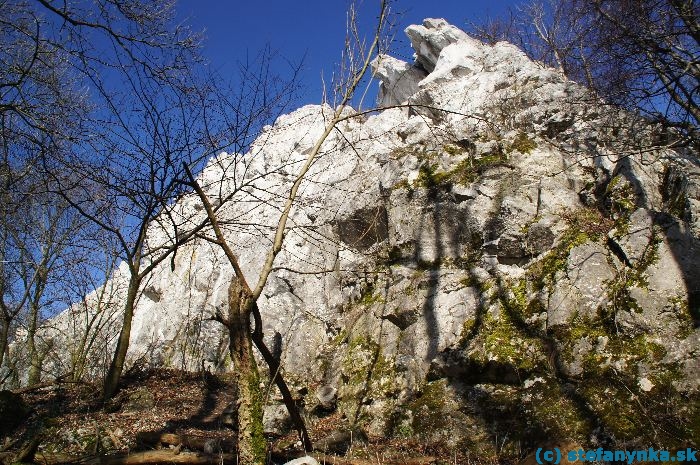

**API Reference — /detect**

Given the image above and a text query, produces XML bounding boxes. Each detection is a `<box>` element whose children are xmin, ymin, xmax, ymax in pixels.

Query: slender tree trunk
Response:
<box><xmin>103</xmin><ymin>274</ymin><xmax>141</xmax><ymax>401</ymax></box>
<box><xmin>71</xmin><ymin>327</ymin><xmax>90</xmax><ymax>382</ymax></box>
<box><xmin>27</xmin><ymin>337</ymin><xmax>39</xmax><ymax>385</ymax></box>
<box><xmin>27</xmin><ymin>302</ymin><xmax>41</xmax><ymax>385</ymax></box>
<box><xmin>227</xmin><ymin>279</ymin><xmax>266</xmax><ymax>465</ymax></box>
<box><xmin>27</xmin><ymin>269</ymin><xmax>48</xmax><ymax>385</ymax></box>
<box><xmin>0</xmin><ymin>318</ymin><xmax>9</xmax><ymax>371</ymax></box>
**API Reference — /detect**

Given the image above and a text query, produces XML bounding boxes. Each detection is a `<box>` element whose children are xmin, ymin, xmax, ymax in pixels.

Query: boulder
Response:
<box><xmin>124</xmin><ymin>387</ymin><xmax>155</xmax><ymax>412</ymax></box>
<box><xmin>314</xmin><ymin>385</ymin><xmax>337</xmax><ymax>410</ymax></box>
<box><xmin>263</xmin><ymin>403</ymin><xmax>292</xmax><ymax>436</ymax></box>
<box><xmin>312</xmin><ymin>428</ymin><xmax>367</xmax><ymax>455</ymax></box>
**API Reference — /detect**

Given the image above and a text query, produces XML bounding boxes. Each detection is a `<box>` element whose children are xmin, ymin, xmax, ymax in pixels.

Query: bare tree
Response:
<box><xmin>53</xmin><ymin>233</ymin><xmax>124</xmax><ymax>383</ymax></box>
<box><xmin>0</xmin><ymin>0</ymin><xmax>92</xmax><ymax>382</ymax></box>
<box><xmin>22</xmin><ymin>0</ymin><xmax>203</xmax><ymax>400</ymax></box>
<box><xmin>0</xmin><ymin>157</ymin><xmax>87</xmax><ymax>387</ymax></box>
<box><xmin>0</xmin><ymin>0</ymin><xmax>301</xmax><ymax>400</ymax></box>
<box><xmin>0</xmin><ymin>0</ymin><xmax>190</xmax><ymax>392</ymax></box>
<box><xmin>182</xmin><ymin>2</ymin><xmax>390</xmax><ymax>462</ymax></box>
<box><xmin>18</xmin><ymin>188</ymin><xmax>87</xmax><ymax>385</ymax></box>
<box><xmin>0</xmin><ymin>160</ymin><xmax>31</xmax><ymax>374</ymax></box>
<box><xmin>471</xmin><ymin>0</ymin><xmax>699</xmax><ymax>142</ymax></box>
<box><xmin>0</xmin><ymin>1</ymin><xmax>89</xmax><ymax>156</ymax></box>
<box><xmin>589</xmin><ymin>0</ymin><xmax>699</xmax><ymax>133</ymax></box>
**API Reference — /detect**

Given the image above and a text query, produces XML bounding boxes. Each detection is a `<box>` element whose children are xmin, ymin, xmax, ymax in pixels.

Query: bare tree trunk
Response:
<box><xmin>0</xmin><ymin>318</ymin><xmax>9</xmax><ymax>371</ymax></box>
<box><xmin>27</xmin><ymin>301</ymin><xmax>42</xmax><ymax>385</ymax></box>
<box><xmin>103</xmin><ymin>274</ymin><xmax>141</xmax><ymax>401</ymax></box>
<box><xmin>27</xmin><ymin>335</ymin><xmax>39</xmax><ymax>385</ymax></box>
<box><xmin>71</xmin><ymin>326</ymin><xmax>90</xmax><ymax>382</ymax></box>
<box><xmin>226</xmin><ymin>279</ymin><xmax>266</xmax><ymax>465</ymax></box>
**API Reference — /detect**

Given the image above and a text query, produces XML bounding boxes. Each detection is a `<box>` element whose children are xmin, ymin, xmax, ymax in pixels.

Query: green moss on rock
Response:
<box><xmin>414</xmin><ymin>163</ymin><xmax>451</xmax><ymax>188</ymax></box>
<box><xmin>508</xmin><ymin>132</ymin><xmax>537</xmax><ymax>154</ymax></box>
<box><xmin>605</xmin><ymin>174</ymin><xmax>637</xmax><ymax>221</ymax></box>
<box><xmin>521</xmin><ymin>377</ymin><xmax>592</xmax><ymax>441</ymax></box>
<box><xmin>408</xmin><ymin>379</ymin><xmax>448</xmax><ymax>435</ymax></box>
<box><xmin>338</xmin><ymin>335</ymin><xmax>401</xmax><ymax>425</ymax></box>
<box><xmin>482</xmin><ymin>311</ymin><xmax>547</xmax><ymax>373</ymax></box>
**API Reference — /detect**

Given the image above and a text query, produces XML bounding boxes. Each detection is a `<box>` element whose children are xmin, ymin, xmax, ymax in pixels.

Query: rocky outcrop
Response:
<box><xmin>372</xmin><ymin>55</ymin><xmax>426</xmax><ymax>107</ymax></box>
<box><xmin>14</xmin><ymin>18</ymin><xmax>699</xmax><ymax>458</ymax></box>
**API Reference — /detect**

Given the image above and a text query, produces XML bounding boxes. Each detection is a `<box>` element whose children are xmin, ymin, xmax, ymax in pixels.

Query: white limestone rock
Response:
<box><xmin>11</xmin><ymin>18</ymin><xmax>698</xmax><ymax>444</ymax></box>
<box><xmin>371</xmin><ymin>54</ymin><xmax>427</xmax><ymax>107</ymax></box>
<box><xmin>405</xmin><ymin>18</ymin><xmax>475</xmax><ymax>72</ymax></box>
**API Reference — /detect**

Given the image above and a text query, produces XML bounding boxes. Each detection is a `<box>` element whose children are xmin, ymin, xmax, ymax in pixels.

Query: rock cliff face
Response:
<box><xmin>26</xmin><ymin>19</ymin><xmax>700</xmax><ymax>455</ymax></box>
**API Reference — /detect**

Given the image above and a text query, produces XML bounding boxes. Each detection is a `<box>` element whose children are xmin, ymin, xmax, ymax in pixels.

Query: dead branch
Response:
<box><xmin>9</xmin><ymin>433</ymin><xmax>42</xmax><ymax>465</ymax></box>
<box><xmin>11</xmin><ymin>372</ymin><xmax>75</xmax><ymax>394</ymax></box>
<box><xmin>251</xmin><ymin>303</ymin><xmax>313</xmax><ymax>452</ymax></box>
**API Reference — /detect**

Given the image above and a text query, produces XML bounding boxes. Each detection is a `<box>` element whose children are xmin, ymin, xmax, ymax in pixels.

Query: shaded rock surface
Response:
<box><xmin>312</xmin><ymin>428</ymin><xmax>367</xmax><ymax>455</ymax></box>
<box><xmin>263</xmin><ymin>403</ymin><xmax>292</xmax><ymax>436</ymax></box>
<box><xmin>124</xmin><ymin>387</ymin><xmax>156</xmax><ymax>412</ymax></box>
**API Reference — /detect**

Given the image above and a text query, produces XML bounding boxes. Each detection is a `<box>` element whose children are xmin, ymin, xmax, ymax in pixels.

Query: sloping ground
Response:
<box><xmin>3</xmin><ymin>370</ymin><xmax>235</xmax><ymax>459</ymax></box>
<box><xmin>1</xmin><ymin>368</ymin><xmax>482</xmax><ymax>465</ymax></box>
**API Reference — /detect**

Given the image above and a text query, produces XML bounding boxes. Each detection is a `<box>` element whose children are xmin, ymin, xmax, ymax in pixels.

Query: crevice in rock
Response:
<box><xmin>605</xmin><ymin>237</ymin><xmax>632</xmax><ymax>268</ymax></box>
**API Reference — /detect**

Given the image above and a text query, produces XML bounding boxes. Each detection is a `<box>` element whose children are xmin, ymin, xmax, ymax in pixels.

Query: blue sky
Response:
<box><xmin>176</xmin><ymin>0</ymin><xmax>520</xmax><ymax>104</ymax></box>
